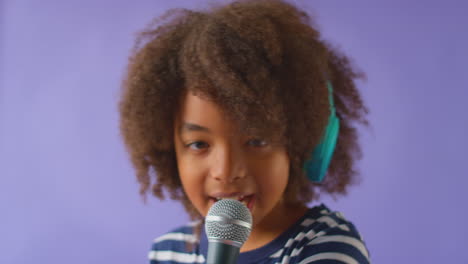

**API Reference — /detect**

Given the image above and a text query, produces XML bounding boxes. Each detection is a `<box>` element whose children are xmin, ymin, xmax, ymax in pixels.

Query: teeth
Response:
<box><xmin>215</xmin><ymin>195</ymin><xmax>246</xmax><ymax>201</ymax></box>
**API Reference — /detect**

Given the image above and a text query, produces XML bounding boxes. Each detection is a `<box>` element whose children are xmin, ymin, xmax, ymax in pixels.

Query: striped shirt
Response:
<box><xmin>148</xmin><ymin>204</ymin><xmax>371</xmax><ymax>263</ymax></box>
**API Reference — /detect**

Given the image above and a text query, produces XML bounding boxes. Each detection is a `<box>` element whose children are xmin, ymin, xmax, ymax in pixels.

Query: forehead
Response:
<box><xmin>176</xmin><ymin>91</ymin><xmax>239</xmax><ymax>135</ymax></box>
<box><xmin>174</xmin><ymin>90</ymin><xmax>286</xmax><ymax>144</ymax></box>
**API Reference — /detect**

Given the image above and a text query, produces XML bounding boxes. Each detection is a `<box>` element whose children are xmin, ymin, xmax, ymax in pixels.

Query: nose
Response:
<box><xmin>210</xmin><ymin>144</ymin><xmax>247</xmax><ymax>183</ymax></box>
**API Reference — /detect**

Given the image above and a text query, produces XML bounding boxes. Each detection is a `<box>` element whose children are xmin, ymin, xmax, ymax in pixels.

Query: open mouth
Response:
<box><xmin>209</xmin><ymin>194</ymin><xmax>255</xmax><ymax>211</ymax></box>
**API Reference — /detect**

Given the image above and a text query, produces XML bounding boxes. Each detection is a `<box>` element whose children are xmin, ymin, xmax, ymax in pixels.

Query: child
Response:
<box><xmin>119</xmin><ymin>0</ymin><xmax>371</xmax><ymax>263</ymax></box>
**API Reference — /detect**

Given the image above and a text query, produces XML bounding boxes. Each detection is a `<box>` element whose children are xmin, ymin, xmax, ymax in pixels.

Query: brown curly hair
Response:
<box><xmin>119</xmin><ymin>0</ymin><xmax>369</xmax><ymax>220</ymax></box>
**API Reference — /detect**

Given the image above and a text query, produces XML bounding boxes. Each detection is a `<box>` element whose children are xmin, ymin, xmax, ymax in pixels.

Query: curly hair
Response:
<box><xmin>119</xmin><ymin>0</ymin><xmax>369</xmax><ymax>220</ymax></box>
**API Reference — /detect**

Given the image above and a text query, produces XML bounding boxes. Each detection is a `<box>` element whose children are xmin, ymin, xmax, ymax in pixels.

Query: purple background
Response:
<box><xmin>1</xmin><ymin>0</ymin><xmax>467</xmax><ymax>263</ymax></box>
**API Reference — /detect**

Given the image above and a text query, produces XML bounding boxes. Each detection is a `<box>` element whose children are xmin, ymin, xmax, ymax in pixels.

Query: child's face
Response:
<box><xmin>173</xmin><ymin>91</ymin><xmax>291</xmax><ymax>227</ymax></box>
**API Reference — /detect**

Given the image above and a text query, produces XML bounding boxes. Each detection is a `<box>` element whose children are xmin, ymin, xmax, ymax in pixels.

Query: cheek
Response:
<box><xmin>254</xmin><ymin>153</ymin><xmax>290</xmax><ymax>197</ymax></box>
<box><xmin>176</xmin><ymin>156</ymin><xmax>209</xmax><ymax>214</ymax></box>
<box><xmin>174</xmin><ymin>141</ymin><xmax>200</xmax><ymax>191</ymax></box>
<box><xmin>178</xmin><ymin>157</ymin><xmax>202</xmax><ymax>192</ymax></box>
<box><xmin>268</xmin><ymin>166</ymin><xmax>289</xmax><ymax>193</ymax></box>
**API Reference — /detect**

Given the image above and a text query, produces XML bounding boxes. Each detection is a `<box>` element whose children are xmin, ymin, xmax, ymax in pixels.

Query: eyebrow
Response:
<box><xmin>180</xmin><ymin>122</ymin><xmax>211</xmax><ymax>134</ymax></box>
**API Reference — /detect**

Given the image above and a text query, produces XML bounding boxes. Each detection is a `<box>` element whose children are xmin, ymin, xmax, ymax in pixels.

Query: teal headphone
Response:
<box><xmin>303</xmin><ymin>80</ymin><xmax>340</xmax><ymax>182</ymax></box>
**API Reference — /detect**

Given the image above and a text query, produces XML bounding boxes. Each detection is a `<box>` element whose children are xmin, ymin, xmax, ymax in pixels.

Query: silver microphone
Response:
<box><xmin>205</xmin><ymin>199</ymin><xmax>253</xmax><ymax>264</ymax></box>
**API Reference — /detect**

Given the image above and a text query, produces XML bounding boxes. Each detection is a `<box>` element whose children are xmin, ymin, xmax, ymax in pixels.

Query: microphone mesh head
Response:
<box><xmin>205</xmin><ymin>199</ymin><xmax>252</xmax><ymax>245</ymax></box>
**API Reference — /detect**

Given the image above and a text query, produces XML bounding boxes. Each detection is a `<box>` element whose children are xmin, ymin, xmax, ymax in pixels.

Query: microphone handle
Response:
<box><xmin>206</xmin><ymin>242</ymin><xmax>240</xmax><ymax>264</ymax></box>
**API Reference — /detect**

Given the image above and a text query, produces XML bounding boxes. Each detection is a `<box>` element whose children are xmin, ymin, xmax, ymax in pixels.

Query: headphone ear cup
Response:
<box><xmin>303</xmin><ymin>80</ymin><xmax>340</xmax><ymax>182</ymax></box>
<box><xmin>319</xmin><ymin>115</ymin><xmax>340</xmax><ymax>181</ymax></box>
<box><xmin>303</xmin><ymin>114</ymin><xmax>340</xmax><ymax>182</ymax></box>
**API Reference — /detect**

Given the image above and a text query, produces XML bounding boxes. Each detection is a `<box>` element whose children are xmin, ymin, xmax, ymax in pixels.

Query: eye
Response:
<box><xmin>247</xmin><ymin>138</ymin><xmax>268</xmax><ymax>147</ymax></box>
<box><xmin>185</xmin><ymin>141</ymin><xmax>209</xmax><ymax>150</ymax></box>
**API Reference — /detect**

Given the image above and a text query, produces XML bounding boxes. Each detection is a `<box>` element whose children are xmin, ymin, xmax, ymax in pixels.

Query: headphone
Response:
<box><xmin>303</xmin><ymin>80</ymin><xmax>340</xmax><ymax>182</ymax></box>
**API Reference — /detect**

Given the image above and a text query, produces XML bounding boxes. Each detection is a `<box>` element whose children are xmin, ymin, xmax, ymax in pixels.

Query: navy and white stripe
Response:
<box><xmin>149</xmin><ymin>204</ymin><xmax>370</xmax><ymax>263</ymax></box>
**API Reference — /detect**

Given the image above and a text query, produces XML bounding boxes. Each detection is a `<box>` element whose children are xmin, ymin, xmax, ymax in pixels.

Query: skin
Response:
<box><xmin>173</xmin><ymin>91</ymin><xmax>308</xmax><ymax>252</ymax></box>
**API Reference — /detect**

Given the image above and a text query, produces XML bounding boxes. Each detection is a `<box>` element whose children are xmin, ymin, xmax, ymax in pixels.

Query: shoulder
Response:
<box><xmin>274</xmin><ymin>204</ymin><xmax>371</xmax><ymax>264</ymax></box>
<box><xmin>148</xmin><ymin>221</ymin><xmax>205</xmax><ymax>264</ymax></box>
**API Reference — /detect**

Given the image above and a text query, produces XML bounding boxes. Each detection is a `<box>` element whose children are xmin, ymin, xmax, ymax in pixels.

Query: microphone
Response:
<box><xmin>205</xmin><ymin>199</ymin><xmax>253</xmax><ymax>264</ymax></box>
